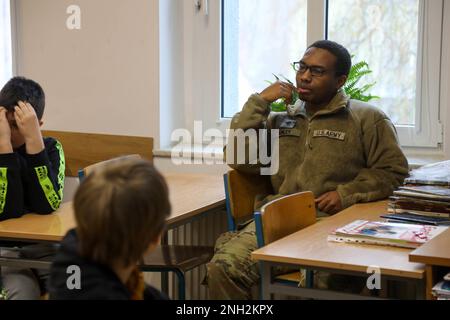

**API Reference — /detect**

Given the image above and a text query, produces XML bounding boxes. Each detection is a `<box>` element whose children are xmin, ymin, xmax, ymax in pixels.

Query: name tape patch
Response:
<box><xmin>279</xmin><ymin>129</ymin><xmax>301</xmax><ymax>137</ymax></box>
<box><xmin>313</xmin><ymin>130</ymin><xmax>346</xmax><ymax>141</ymax></box>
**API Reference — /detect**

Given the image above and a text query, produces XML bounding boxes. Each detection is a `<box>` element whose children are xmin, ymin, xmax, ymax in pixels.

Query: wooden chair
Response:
<box><xmin>78</xmin><ymin>155</ymin><xmax>213</xmax><ymax>300</ymax></box>
<box><xmin>223</xmin><ymin>170</ymin><xmax>273</xmax><ymax>231</ymax></box>
<box><xmin>41</xmin><ymin>131</ymin><xmax>153</xmax><ymax>177</ymax></box>
<box><xmin>223</xmin><ymin>169</ymin><xmax>272</xmax><ymax>298</ymax></box>
<box><xmin>77</xmin><ymin>154</ymin><xmax>141</xmax><ymax>180</ymax></box>
<box><xmin>140</xmin><ymin>245</ymin><xmax>213</xmax><ymax>300</ymax></box>
<box><xmin>254</xmin><ymin>191</ymin><xmax>317</xmax><ymax>294</ymax></box>
<box><xmin>255</xmin><ymin>191</ymin><xmax>317</xmax><ymax>247</ymax></box>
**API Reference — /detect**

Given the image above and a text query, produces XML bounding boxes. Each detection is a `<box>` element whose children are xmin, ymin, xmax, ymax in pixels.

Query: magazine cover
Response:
<box><xmin>329</xmin><ymin>220</ymin><xmax>448</xmax><ymax>248</ymax></box>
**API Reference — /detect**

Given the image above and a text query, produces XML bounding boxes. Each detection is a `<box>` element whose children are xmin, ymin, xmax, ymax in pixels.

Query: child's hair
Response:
<box><xmin>0</xmin><ymin>76</ymin><xmax>46</xmax><ymax>119</ymax></box>
<box><xmin>73</xmin><ymin>159</ymin><xmax>171</xmax><ymax>267</ymax></box>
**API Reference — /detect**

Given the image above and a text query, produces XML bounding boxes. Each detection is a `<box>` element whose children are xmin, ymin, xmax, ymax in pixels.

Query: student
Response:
<box><xmin>0</xmin><ymin>77</ymin><xmax>65</xmax><ymax>219</ymax></box>
<box><xmin>206</xmin><ymin>40</ymin><xmax>409</xmax><ymax>299</ymax></box>
<box><xmin>0</xmin><ymin>77</ymin><xmax>65</xmax><ymax>300</ymax></box>
<box><xmin>48</xmin><ymin>159</ymin><xmax>170</xmax><ymax>300</ymax></box>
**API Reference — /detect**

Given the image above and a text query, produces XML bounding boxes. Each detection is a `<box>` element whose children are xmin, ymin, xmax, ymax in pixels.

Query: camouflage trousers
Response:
<box><xmin>206</xmin><ymin>221</ymin><xmax>259</xmax><ymax>300</ymax></box>
<box><xmin>205</xmin><ymin>221</ymin><xmax>367</xmax><ymax>300</ymax></box>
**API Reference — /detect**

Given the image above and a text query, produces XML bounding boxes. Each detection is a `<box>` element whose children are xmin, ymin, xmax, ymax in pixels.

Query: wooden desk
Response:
<box><xmin>252</xmin><ymin>201</ymin><xmax>426</xmax><ymax>300</ymax></box>
<box><xmin>0</xmin><ymin>173</ymin><xmax>226</xmax><ymax>243</ymax></box>
<box><xmin>410</xmin><ymin>229</ymin><xmax>450</xmax><ymax>300</ymax></box>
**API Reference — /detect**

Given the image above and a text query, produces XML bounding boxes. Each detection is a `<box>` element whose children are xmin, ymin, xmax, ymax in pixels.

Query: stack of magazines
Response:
<box><xmin>386</xmin><ymin>161</ymin><xmax>450</xmax><ymax>226</ymax></box>
<box><xmin>328</xmin><ymin>220</ymin><xmax>448</xmax><ymax>249</ymax></box>
<box><xmin>432</xmin><ymin>273</ymin><xmax>450</xmax><ymax>300</ymax></box>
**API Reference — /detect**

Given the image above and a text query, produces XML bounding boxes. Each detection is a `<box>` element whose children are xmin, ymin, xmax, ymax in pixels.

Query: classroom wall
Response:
<box><xmin>14</xmin><ymin>0</ymin><xmax>160</xmax><ymax>139</ymax></box>
<box><xmin>159</xmin><ymin>0</ymin><xmax>186</xmax><ymax>150</ymax></box>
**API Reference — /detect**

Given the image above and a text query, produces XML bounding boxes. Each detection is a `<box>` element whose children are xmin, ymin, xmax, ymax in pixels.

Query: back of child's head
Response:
<box><xmin>73</xmin><ymin>159</ymin><xmax>171</xmax><ymax>267</ymax></box>
<box><xmin>0</xmin><ymin>76</ymin><xmax>45</xmax><ymax>119</ymax></box>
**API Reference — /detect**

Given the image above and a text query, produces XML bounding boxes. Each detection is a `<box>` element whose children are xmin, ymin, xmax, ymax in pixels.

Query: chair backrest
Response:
<box><xmin>41</xmin><ymin>131</ymin><xmax>153</xmax><ymax>177</ymax></box>
<box><xmin>254</xmin><ymin>191</ymin><xmax>316</xmax><ymax>247</ymax></box>
<box><xmin>223</xmin><ymin>170</ymin><xmax>273</xmax><ymax>231</ymax></box>
<box><xmin>78</xmin><ymin>154</ymin><xmax>142</xmax><ymax>181</ymax></box>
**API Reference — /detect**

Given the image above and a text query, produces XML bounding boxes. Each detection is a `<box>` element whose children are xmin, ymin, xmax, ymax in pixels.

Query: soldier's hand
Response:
<box><xmin>260</xmin><ymin>81</ymin><xmax>296</xmax><ymax>104</ymax></box>
<box><xmin>315</xmin><ymin>191</ymin><xmax>342</xmax><ymax>215</ymax></box>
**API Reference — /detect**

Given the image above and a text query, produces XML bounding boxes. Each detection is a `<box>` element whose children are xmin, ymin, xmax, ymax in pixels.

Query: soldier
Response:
<box><xmin>206</xmin><ymin>40</ymin><xmax>409</xmax><ymax>300</ymax></box>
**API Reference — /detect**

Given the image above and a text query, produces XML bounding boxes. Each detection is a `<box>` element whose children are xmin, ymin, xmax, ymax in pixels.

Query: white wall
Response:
<box><xmin>159</xmin><ymin>0</ymin><xmax>185</xmax><ymax>149</ymax></box>
<box><xmin>13</xmin><ymin>0</ymin><xmax>227</xmax><ymax>174</ymax></box>
<box><xmin>14</xmin><ymin>0</ymin><xmax>160</xmax><ymax>140</ymax></box>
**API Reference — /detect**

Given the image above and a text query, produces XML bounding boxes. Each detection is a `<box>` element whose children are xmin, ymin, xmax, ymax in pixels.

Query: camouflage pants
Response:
<box><xmin>205</xmin><ymin>221</ymin><xmax>306</xmax><ymax>300</ymax></box>
<box><xmin>206</xmin><ymin>221</ymin><xmax>259</xmax><ymax>300</ymax></box>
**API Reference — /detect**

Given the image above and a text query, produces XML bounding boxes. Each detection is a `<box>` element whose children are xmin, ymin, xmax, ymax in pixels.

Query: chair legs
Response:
<box><xmin>173</xmin><ymin>269</ymin><xmax>186</xmax><ymax>300</ymax></box>
<box><xmin>259</xmin><ymin>268</ymin><xmax>315</xmax><ymax>300</ymax></box>
<box><xmin>147</xmin><ymin>268</ymin><xmax>186</xmax><ymax>300</ymax></box>
<box><xmin>161</xmin><ymin>272</ymin><xmax>169</xmax><ymax>297</ymax></box>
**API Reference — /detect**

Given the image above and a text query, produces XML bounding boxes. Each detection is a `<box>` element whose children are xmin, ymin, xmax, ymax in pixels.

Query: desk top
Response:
<box><xmin>409</xmin><ymin>229</ymin><xmax>450</xmax><ymax>267</ymax></box>
<box><xmin>0</xmin><ymin>173</ymin><xmax>225</xmax><ymax>242</ymax></box>
<box><xmin>252</xmin><ymin>201</ymin><xmax>425</xmax><ymax>279</ymax></box>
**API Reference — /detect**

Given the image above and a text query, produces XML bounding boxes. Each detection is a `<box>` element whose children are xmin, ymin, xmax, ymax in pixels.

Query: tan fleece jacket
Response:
<box><xmin>225</xmin><ymin>90</ymin><xmax>409</xmax><ymax>210</ymax></box>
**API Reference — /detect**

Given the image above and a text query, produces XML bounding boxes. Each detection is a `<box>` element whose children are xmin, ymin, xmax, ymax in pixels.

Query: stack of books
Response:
<box><xmin>386</xmin><ymin>161</ymin><xmax>450</xmax><ymax>226</ymax></box>
<box><xmin>328</xmin><ymin>220</ymin><xmax>448</xmax><ymax>249</ymax></box>
<box><xmin>432</xmin><ymin>273</ymin><xmax>450</xmax><ymax>300</ymax></box>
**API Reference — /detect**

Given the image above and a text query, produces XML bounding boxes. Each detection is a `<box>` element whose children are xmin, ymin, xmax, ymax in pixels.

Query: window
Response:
<box><xmin>0</xmin><ymin>0</ymin><xmax>13</xmax><ymax>87</ymax></box>
<box><xmin>222</xmin><ymin>0</ymin><xmax>308</xmax><ymax>118</ymax></box>
<box><xmin>327</xmin><ymin>0</ymin><xmax>443</xmax><ymax>147</ymax></box>
<box><xmin>328</xmin><ymin>0</ymin><xmax>419</xmax><ymax>127</ymax></box>
<box><xmin>219</xmin><ymin>0</ymin><xmax>444</xmax><ymax>148</ymax></box>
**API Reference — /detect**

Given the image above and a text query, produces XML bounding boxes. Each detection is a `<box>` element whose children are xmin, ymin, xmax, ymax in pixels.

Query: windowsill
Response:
<box><xmin>154</xmin><ymin>144</ymin><xmax>225</xmax><ymax>161</ymax></box>
<box><xmin>155</xmin><ymin>146</ymin><xmax>447</xmax><ymax>169</ymax></box>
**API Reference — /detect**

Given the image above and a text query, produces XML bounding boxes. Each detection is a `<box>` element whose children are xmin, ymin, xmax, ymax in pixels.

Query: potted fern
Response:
<box><xmin>0</xmin><ymin>287</ymin><xmax>7</xmax><ymax>300</ymax></box>
<box><xmin>344</xmin><ymin>59</ymin><xmax>380</xmax><ymax>102</ymax></box>
<box><xmin>269</xmin><ymin>57</ymin><xmax>379</xmax><ymax>112</ymax></box>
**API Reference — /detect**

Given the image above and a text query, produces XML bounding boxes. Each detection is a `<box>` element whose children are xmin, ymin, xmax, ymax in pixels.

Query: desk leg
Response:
<box><xmin>261</xmin><ymin>263</ymin><xmax>271</xmax><ymax>300</ymax></box>
<box><xmin>416</xmin><ymin>277</ymin><xmax>426</xmax><ymax>300</ymax></box>
<box><xmin>425</xmin><ymin>266</ymin><xmax>434</xmax><ymax>300</ymax></box>
<box><xmin>161</xmin><ymin>233</ymin><xmax>169</xmax><ymax>296</ymax></box>
<box><xmin>379</xmin><ymin>277</ymin><xmax>388</xmax><ymax>298</ymax></box>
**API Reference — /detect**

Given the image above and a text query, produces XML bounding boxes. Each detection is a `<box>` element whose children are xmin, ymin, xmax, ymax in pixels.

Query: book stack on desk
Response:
<box><xmin>386</xmin><ymin>161</ymin><xmax>450</xmax><ymax>226</ymax></box>
<box><xmin>432</xmin><ymin>273</ymin><xmax>450</xmax><ymax>300</ymax></box>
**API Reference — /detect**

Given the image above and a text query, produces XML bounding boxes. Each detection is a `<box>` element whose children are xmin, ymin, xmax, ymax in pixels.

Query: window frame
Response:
<box><xmin>392</xmin><ymin>0</ymin><xmax>443</xmax><ymax>148</ymax></box>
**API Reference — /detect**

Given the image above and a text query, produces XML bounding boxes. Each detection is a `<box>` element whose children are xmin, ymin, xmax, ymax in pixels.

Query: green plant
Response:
<box><xmin>268</xmin><ymin>64</ymin><xmax>299</xmax><ymax>112</ymax></box>
<box><xmin>0</xmin><ymin>288</ymin><xmax>8</xmax><ymax>300</ymax></box>
<box><xmin>268</xmin><ymin>57</ymin><xmax>379</xmax><ymax>112</ymax></box>
<box><xmin>344</xmin><ymin>59</ymin><xmax>380</xmax><ymax>102</ymax></box>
